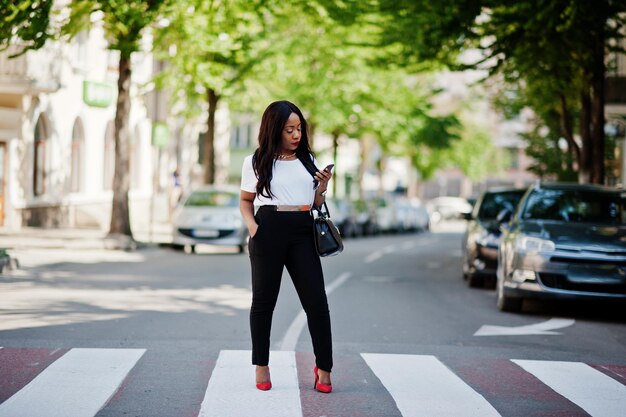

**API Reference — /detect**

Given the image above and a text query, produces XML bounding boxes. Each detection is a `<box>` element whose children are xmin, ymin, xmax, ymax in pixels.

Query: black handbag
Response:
<box><xmin>312</xmin><ymin>202</ymin><xmax>344</xmax><ymax>257</ymax></box>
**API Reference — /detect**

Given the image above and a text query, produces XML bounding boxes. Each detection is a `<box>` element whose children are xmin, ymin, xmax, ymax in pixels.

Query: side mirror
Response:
<box><xmin>496</xmin><ymin>208</ymin><xmax>513</xmax><ymax>224</ymax></box>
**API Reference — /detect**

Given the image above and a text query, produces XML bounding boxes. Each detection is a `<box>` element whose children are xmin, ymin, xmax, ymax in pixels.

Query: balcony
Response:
<box><xmin>0</xmin><ymin>43</ymin><xmax>61</xmax><ymax>94</ymax></box>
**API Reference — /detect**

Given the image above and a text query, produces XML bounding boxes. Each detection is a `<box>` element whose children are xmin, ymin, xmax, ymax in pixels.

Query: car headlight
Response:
<box><xmin>515</xmin><ymin>236</ymin><xmax>555</xmax><ymax>253</ymax></box>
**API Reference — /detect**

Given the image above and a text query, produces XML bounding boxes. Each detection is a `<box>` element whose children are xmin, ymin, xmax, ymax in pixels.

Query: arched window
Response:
<box><xmin>70</xmin><ymin>118</ymin><xmax>85</xmax><ymax>192</ymax></box>
<box><xmin>33</xmin><ymin>115</ymin><xmax>48</xmax><ymax>196</ymax></box>
<box><xmin>103</xmin><ymin>121</ymin><xmax>115</xmax><ymax>190</ymax></box>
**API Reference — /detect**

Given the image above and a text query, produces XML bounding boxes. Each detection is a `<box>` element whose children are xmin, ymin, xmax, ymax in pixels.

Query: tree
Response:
<box><xmin>374</xmin><ymin>0</ymin><xmax>626</xmax><ymax>184</ymax></box>
<box><xmin>154</xmin><ymin>0</ymin><xmax>276</xmax><ymax>184</ymax></box>
<box><xmin>0</xmin><ymin>0</ymin><xmax>54</xmax><ymax>56</ymax></box>
<box><xmin>65</xmin><ymin>0</ymin><xmax>169</xmax><ymax>241</ymax></box>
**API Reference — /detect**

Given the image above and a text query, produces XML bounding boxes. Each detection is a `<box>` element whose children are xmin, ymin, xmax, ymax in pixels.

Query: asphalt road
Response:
<box><xmin>1</xmin><ymin>221</ymin><xmax>625</xmax><ymax>417</ymax></box>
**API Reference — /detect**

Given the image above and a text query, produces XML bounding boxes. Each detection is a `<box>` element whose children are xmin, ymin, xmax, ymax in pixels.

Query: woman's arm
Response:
<box><xmin>240</xmin><ymin>191</ymin><xmax>258</xmax><ymax>237</ymax></box>
<box><xmin>313</xmin><ymin>168</ymin><xmax>333</xmax><ymax>208</ymax></box>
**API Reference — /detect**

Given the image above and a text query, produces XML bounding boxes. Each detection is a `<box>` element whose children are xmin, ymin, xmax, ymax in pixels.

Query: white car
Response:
<box><xmin>395</xmin><ymin>198</ymin><xmax>429</xmax><ymax>232</ymax></box>
<box><xmin>426</xmin><ymin>196</ymin><xmax>473</xmax><ymax>225</ymax></box>
<box><xmin>172</xmin><ymin>186</ymin><xmax>247</xmax><ymax>253</ymax></box>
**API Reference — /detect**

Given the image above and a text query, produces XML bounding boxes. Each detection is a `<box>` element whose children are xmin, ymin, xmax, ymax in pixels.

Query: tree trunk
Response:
<box><xmin>558</xmin><ymin>94</ymin><xmax>580</xmax><ymax>173</ymax></box>
<box><xmin>579</xmin><ymin>87</ymin><xmax>592</xmax><ymax>184</ymax></box>
<box><xmin>332</xmin><ymin>131</ymin><xmax>339</xmax><ymax>196</ymax></box>
<box><xmin>203</xmin><ymin>88</ymin><xmax>219</xmax><ymax>184</ymax></box>
<box><xmin>590</xmin><ymin>34</ymin><xmax>606</xmax><ymax>184</ymax></box>
<box><xmin>109</xmin><ymin>54</ymin><xmax>133</xmax><ymax>239</ymax></box>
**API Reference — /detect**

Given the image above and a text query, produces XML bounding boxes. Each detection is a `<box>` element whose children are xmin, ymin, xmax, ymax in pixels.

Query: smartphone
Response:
<box><xmin>324</xmin><ymin>164</ymin><xmax>335</xmax><ymax>172</ymax></box>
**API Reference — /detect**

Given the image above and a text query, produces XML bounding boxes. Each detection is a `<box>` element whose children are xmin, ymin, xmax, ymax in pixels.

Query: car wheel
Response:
<box><xmin>171</xmin><ymin>244</ymin><xmax>184</xmax><ymax>251</ymax></box>
<box><xmin>237</xmin><ymin>243</ymin><xmax>247</xmax><ymax>254</ymax></box>
<box><xmin>467</xmin><ymin>273</ymin><xmax>484</xmax><ymax>288</ymax></box>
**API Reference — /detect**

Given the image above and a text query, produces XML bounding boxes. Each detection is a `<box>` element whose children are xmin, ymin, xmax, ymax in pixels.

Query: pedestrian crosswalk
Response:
<box><xmin>1</xmin><ymin>347</ymin><xmax>625</xmax><ymax>417</ymax></box>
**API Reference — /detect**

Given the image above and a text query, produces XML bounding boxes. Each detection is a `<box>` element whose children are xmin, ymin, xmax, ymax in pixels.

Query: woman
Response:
<box><xmin>240</xmin><ymin>100</ymin><xmax>333</xmax><ymax>393</ymax></box>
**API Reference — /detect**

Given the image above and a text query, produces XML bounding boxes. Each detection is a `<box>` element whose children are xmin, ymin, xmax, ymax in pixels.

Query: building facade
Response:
<box><xmin>0</xmin><ymin>23</ymin><xmax>221</xmax><ymax>232</ymax></box>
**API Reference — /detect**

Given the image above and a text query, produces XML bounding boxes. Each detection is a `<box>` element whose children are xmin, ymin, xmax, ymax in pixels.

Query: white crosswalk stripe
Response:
<box><xmin>512</xmin><ymin>359</ymin><xmax>626</xmax><ymax>417</ymax></box>
<box><xmin>0</xmin><ymin>348</ymin><xmax>145</xmax><ymax>417</ymax></box>
<box><xmin>198</xmin><ymin>350</ymin><xmax>302</xmax><ymax>417</ymax></box>
<box><xmin>362</xmin><ymin>353</ymin><xmax>502</xmax><ymax>417</ymax></box>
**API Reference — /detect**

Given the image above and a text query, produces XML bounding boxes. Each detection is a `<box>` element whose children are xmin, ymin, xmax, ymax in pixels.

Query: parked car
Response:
<box><xmin>462</xmin><ymin>188</ymin><xmax>526</xmax><ymax>288</ymax></box>
<box><xmin>395</xmin><ymin>198</ymin><xmax>429</xmax><ymax>232</ymax></box>
<box><xmin>353</xmin><ymin>199</ymin><xmax>378</xmax><ymax>236</ymax></box>
<box><xmin>171</xmin><ymin>186</ymin><xmax>248</xmax><ymax>253</ymax></box>
<box><xmin>496</xmin><ymin>183</ymin><xmax>626</xmax><ymax>312</ymax></box>
<box><xmin>374</xmin><ymin>198</ymin><xmax>400</xmax><ymax>233</ymax></box>
<box><xmin>427</xmin><ymin>196</ymin><xmax>473</xmax><ymax>226</ymax></box>
<box><xmin>332</xmin><ymin>199</ymin><xmax>360</xmax><ymax>238</ymax></box>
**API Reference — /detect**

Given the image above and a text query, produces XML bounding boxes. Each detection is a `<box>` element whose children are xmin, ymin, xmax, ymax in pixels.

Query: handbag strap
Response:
<box><xmin>312</xmin><ymin>201</ymin><xmax>331</xmax><ymax>216</ymax></box>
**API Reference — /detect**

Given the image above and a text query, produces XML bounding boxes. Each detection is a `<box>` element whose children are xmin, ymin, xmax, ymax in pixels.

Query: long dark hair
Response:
<box><xmin>253</xmin><ymin>100</ymin><xmax>318</xmax><ymax>198</ymax></box>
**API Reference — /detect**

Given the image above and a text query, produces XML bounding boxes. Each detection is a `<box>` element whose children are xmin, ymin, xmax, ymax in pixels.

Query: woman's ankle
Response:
<box><xmin>256</xmin><ymin>365</ymin><xmax>270</xmax><ymax>382</ymax></box>
<box><xmin>317</xmin><ymin>368</ymin><xmax>331</xmax><ymax>385</ymax></box>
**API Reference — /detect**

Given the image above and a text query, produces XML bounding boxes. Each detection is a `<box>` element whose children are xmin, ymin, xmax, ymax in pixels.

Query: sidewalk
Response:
<box><xmin>0</xmin><ymin>223</ymin><xmax>173</xmax><ymax>251</ymax></box>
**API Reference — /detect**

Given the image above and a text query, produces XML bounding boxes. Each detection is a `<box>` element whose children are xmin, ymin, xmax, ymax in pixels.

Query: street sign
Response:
<box><xmin>83</xmin><ymin>81</ymin><xmax>114</xmax><ymax>108</ymax></box>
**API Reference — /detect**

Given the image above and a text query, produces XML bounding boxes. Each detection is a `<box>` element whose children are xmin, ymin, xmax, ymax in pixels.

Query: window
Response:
<box><xmin>230</xmin><ymin>121</ymin><xmax>254</xmax><ymax>149</ymax></box>
<box><xmin>103</xmin><ymin>121</ymin><xmax>115</xmax><ymax>190</ymax></box>
<box><xmin>506</xmin><ymin>147</ymin><xmax>519</xmax><ymax>170</ymax></box>
<box><xmin>184</xmin><ymin>190</ymin><xmax>239</xmax><ymax>208</ymax></box>
<box><xmin>523</xmin><ymin>189</ymin><xmax>625</xmax><ymax>224</ymax></box>
<box><xmin>70</xmin><ymin>118</ymin><xmax>84</xmax><ymax>192</ymax></box>
<box><xmin>477</xmin><ymin>191</ymin><xmax>526</xmax><ymax>221</ymax></box>
<box><xmin>33</xmin><ymin>115</ymin><xmax>48</xmax><ymax>196</ymax></box>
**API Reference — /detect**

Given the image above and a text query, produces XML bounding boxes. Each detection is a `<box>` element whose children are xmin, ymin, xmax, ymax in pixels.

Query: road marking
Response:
<box><xmin>512</xmin><ymin>359</ymin><xmax>626</xmax><ymax>417</ymax></box>
<box><xmin>383</xmin><ymin>245</ymin><xmax>396</xmax><ymax>254</ymax></box>
<box><xmin>400</xmin><ymin>241</ymin><xmax>415</xmax><ymax>250</ymax></box>
<box><xmin>474</xmin><ymin>318</ymin><xmax>575</xmax><ymax>336</ymax></box>
<box><xmin>198</xmin><ymin>350</ymin><xmax>302</xmax><ymax>417</ymax></box>
<box><xmin>365</xmin><ymin>244</ymin><xmax>397</xmax><ymax>263</ymax></box>
<box><xmin>279</xmin><ymin>272</ymin><xmax>351</xmax><ymax>351</ymax></box>
<box><xmin>0</xmin><ymin>348</ymin><xmax>145</xmax><ymax>417</ymax></box>
<box><xmin>364</xmin><ymin>251</ymin><xmax>384</xmax><ymax>263</ymax></box>
<box><xmin>361</xmin><ymin>353</ymin><xmax>501</xmax><ymax>417</ymax></box>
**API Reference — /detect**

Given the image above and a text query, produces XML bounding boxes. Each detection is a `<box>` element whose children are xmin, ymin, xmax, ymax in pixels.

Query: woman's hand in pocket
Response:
<box><xmin>249</xmin><ymin>223</ymin><xmax>260</xmax><ymax>238</ymax></box>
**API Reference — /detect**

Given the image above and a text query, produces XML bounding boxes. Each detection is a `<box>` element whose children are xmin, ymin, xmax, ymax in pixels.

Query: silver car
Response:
<box><xmin>171</xmin><ymin>186</ymin><xmax>247</xmax><ymax>253</ymax></box>
<box><xmin>497</xmin><ymin>183</ymin><xmax>626</xmax><ymax>312</ymax></box>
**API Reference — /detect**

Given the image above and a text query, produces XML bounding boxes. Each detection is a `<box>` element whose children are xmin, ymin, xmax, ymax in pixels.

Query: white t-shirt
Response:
<box><xmin>240</xmin><ymin>154</ymin><xmax>317</xmax><ymax>206</ymax></box>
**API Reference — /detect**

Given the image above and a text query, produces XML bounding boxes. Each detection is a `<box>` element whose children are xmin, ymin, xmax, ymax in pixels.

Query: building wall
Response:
<box><xmin>0</xmin><ymin>24</ymin><xmax>159</xmax><ymax>230</ymax></box>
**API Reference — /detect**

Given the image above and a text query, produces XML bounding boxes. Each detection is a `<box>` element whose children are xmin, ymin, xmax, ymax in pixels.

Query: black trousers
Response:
<box><xmin>248</xmin><ymin>206</ymin><xmax>333</xmax><ymax>372</ymax></box>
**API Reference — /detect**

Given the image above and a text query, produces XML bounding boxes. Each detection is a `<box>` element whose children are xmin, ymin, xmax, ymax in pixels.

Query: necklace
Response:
<box><xmin>276</xmin><ymin>152</ymin><xmax>297</xmax><ymax>160</ymax></box>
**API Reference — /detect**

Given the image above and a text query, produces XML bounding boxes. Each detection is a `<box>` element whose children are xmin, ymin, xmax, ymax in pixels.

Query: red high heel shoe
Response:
<box><xmin>256</xmin><ymin>381</ymin><xmax>272</xmax><ymax>391</ymax></box>
<box><xmin>256</xmin><ymin>367</ymin><xmax>272</xmax><ymax>391</ymax></box>
<box><xmin>313</xmin><ymin>367</ymin><xmax>332</xmax><ymax>393</ymax></box>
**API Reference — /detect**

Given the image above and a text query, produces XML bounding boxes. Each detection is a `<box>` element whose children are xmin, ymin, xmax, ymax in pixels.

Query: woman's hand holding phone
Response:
<box><xmin>314</xmin><ymin>163</ymin><xmax>334</xmax><ymax>191</ymax></box>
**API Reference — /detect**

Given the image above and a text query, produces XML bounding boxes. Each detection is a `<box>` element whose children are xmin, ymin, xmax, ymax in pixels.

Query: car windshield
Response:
<box><xmin>522</xmin><ymin>189</ymin><xmax>625</xmax><ymax>224</ymax></box>
<box><xmin>477</xmin><ymin>191</ymin><xmax>525</xmax><ymax>221</ymax></box>
<box><xmin>184</xmin><ymin>191</ymin><xmax>239</xmax><ymax>207</ymax></box>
